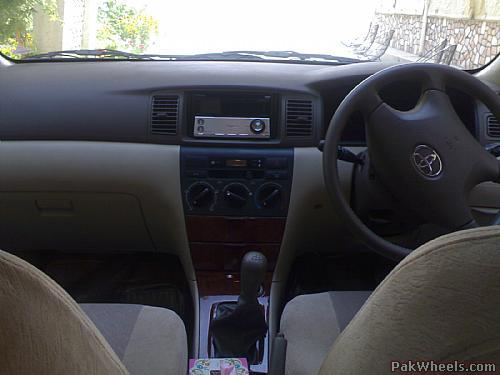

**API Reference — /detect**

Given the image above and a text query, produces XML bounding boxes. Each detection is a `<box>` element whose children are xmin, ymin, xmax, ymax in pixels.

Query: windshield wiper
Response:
<box><xmin>21</xmin><ymin>49</ymin><xmax>267</xmax><ymax>62</ymax></box>
<box><xmin>163</xmin><ymin>50</ymin><xmax>361</xmax><ymax>64</ymax></box>
<box><xmin>23</xmin><ymin>49</ymin><xmax>153</xmax><ymax>60</ymax></box>
<box><xmin>22</xmin><ymin>49</ymin><xmax>362</xmax><ymax>64</ymax></box>
<box><xmin>163</xmin><ymin>51</ymin><xmax>267</xmax><ymax>61</ymax></box>
<box><xmin>220</xmin><ymin>50</ymin><xmax>363</xmax><ymax>64</ymax></box>
<box><xmin>152</xmin><ymin>50</ymin><xmax>361</xmax><ymax>64</ymax></box>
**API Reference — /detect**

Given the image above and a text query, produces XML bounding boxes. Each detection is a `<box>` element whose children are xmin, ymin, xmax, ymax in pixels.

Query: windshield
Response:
<box><xmin>1</xmin><ymin>0</ymin><xmax>498</xmax><ymax>68</ymax></box>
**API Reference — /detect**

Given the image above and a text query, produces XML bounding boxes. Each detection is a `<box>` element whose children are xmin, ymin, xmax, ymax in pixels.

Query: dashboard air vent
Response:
<box><xmin>151</xmin><ymin>95</ymin><xmax>179</xmax><ymax>135</ymax></box>
<box><xmin>487</xmin><ymin>114</ymin><xmax>500</xmax><ymax>138</ymax></box>
<box><xmin>286</xmin><ymin>99</ymin><xmax>313</xmax><ymax>137</ymax></box>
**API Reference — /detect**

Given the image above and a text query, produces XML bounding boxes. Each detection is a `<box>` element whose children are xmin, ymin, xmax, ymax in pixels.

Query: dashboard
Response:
<box><xmin>0</xmin><ymin>60</ymin><xmax>495</xmax><ymax>148</ymax></box>
<box><xmin>0</xmin><ymin>59</ymin><xmax>498</xmax><ymax>261</ymax></box>
<box><xmin>1</xmin><ymin>60</ymin><xmax>497</xmax><ymax>224</ymax></box>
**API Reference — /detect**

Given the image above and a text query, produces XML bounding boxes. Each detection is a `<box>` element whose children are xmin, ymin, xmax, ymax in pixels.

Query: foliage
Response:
<box><xmin>0</xmin><ymin>37</ymin><xmax>20</xmax><ymax>57</ymax></box>
<box><xmin>97</xmin><ymin>0</ymin><xmax>158</xmax><ymax>54</ymax></box>
<box><xmin>0</xmin><ymin>0</ymin><xmax>58</xmax><ymax>57</ymax></box>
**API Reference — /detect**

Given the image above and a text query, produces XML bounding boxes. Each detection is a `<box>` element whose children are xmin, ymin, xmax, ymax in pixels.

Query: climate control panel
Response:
<box><xmin>181</xmin><ymin>147</ymin><xmax>293</xmax><ymax>217</ymax></box>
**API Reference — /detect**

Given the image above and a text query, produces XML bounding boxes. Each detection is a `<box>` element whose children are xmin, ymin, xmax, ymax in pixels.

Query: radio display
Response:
<box><xmin>192</xmin><ymin>92</ymin><xmax>272</xmax><ymax>118</ymax></box>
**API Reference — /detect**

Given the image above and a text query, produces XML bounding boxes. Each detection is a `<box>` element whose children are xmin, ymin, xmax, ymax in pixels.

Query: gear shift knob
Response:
<box><xmin>238</xmin><ymin>251</ymin><xmax>267</xmax><ymax>306</ymax></box>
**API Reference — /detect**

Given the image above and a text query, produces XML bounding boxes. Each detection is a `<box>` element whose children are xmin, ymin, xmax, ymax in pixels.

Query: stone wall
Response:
<box><xmin>424</xmin><ymin>17</ymin><xmax>499</xmax><ymax>68</ymax></box>
<box><xmin>375</xmin><ymin>0</ymin><xmax>500</xmax><ymax>20</ymax></box>
<box><xmin>375</xmin><ymin>12</ymin><xmax>499</xmax><ymax>69</ymax></box>
<box><xmin>374</xmin><ymin>13</ymin><xmax>423</xmax><ymax>55</ymax></box>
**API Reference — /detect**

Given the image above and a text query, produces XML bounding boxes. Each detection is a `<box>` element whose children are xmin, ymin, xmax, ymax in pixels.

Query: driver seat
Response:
<box><xmin>280</xmin><ymin>226</ymin><xmax>500</xmax><ymax>375</ymax></box>
<box><xmin>0</xmin><ymin>249</ymin><xmax>187</xmax><ymax>375</ymax></box>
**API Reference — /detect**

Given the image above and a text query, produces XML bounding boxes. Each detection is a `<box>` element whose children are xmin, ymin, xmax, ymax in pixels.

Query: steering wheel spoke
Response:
<box><xmin>420</xmin><ymin>88</ymin><xmax>456</xmax><ymax>116</ymax></box>
<box><xmin>366</xmin><ymin>102</ymin><xmax>398</xmax><ymax>134</ymax></box>
<box><xmin>357</xmin><ymin>87</ymin><xmax>383</xmax><ymax>117</ymax></box>
<box><xmin>422</xmin><ymin>70</ymin><xmax>447</xmax><ymax>92</ymax></box>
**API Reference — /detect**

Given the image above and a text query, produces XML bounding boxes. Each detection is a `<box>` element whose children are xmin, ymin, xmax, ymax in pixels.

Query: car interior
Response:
<box><xmin>1</xmin><ymin>2</ymin><xmax>500</xmax><ymax>374</ymax></box>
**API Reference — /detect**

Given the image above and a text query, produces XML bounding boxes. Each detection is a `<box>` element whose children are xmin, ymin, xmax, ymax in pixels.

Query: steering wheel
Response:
<box><xmin>323</xmin><ymin>63</ymin><xmax>500</xmax><ymax>261</ymax></box>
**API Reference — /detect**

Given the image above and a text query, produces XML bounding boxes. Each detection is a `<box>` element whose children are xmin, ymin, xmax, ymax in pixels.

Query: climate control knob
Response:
<box><xmin>223</xmin><ymin>183</ymin><xmax>251</xmax><ymax>209</ymax></box>
<box><xmin>256</xmin><ymin>183</ymin><xmax>283</xmax><ymax>209</ymax></box>
<box><xmin>186</xmin><ymin>182</ymin><xmax>215</xmax><ymax>210</ymax></box>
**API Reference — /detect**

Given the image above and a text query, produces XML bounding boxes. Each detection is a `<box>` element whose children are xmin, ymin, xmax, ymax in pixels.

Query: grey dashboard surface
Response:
<box><xmin>0</xmin><ymin>59</ymin><xmax>496</xmax><ymax>145</ymax></box>
<box><xmin>0</xmin><ymin>60</ymin><xmax>389</xmax><ymax>146</ymax></box>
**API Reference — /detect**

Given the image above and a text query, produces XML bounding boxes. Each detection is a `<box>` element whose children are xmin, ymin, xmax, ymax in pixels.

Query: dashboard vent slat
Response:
<box><xmin>151</xmin><ymin>95</ymin><xmax>179</xmax><ymax>135</ymax></box>
<box><xmin>286</xmin><ymin>99</ymin><xmax>313</xmax><ymax>137</ymax></box>
<box><xmin>487</xmin><ymin>114</ymin><xmax>500</xmax><ymax>138</ymax></box>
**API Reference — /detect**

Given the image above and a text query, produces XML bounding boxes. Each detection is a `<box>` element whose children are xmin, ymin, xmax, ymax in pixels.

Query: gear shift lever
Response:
<box><xmin>210</xmin><ymin>251</ymin><xmax>268</xmax><ymax>363</ymax></box>
<box><xmin>238</xmin><ymin>251</ymin><xmax>267</xmax><ymax>306</ymax></box>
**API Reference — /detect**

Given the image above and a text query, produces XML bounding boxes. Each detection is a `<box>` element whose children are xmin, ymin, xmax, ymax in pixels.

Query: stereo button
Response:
<box><xmin>249</xmin><ymin>159</ymin><xmax>264</xmax><ymax>168</ymax></box>
<box><xmin>186</xmin><ymin>157</ymin><xmax>208</xmax><ymax>168</ymax></box>
<box><xmin>267</xmin><ymin>157</ymin><xmax>287</xmax><ymax>169</ymax></box>
<box><xmin>209</xmin><ymin>159</ymin><xmax>223</xmax><ymax>167</ymax></box>
<box><xmin>250</xmin><ymin>119</ymin><xmax>266</xmax><ymax>134</ymax></box>
<box><xmin>265</xmin><ymin>170</ymin><xmax>288</xmax><ymax>180</ymax></box>
<box><xmin>186</xmin><ymin>170</ymin><xmax>207</xmax><ymax>178</ymax></box>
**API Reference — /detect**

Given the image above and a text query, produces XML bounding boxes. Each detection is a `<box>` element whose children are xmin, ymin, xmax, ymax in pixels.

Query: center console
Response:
<box><xmin>180</xmin><ymin>90</ymin><xmax>301</xmax><ymax>373</ymax></box>
<box><xmin>181</xmin><ymin>148</ymin><xmax>293</xmax><ymax>373</ymax></box>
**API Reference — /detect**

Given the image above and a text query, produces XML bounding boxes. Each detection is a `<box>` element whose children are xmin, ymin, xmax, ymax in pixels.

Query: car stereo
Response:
<box><xmin>191</xmin><ymin>92</ymin><xmax>273</xmax><ymax>139</ymax></box>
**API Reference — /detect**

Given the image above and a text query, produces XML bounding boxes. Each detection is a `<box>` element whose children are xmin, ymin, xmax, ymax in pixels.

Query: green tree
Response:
<box><xmin>97</xmin><ymin>0</ymin><xmax>158</xmax><ymax>54</ymax></box>
<box><xmin>0</xmin><ymin>0</ymin><xmax>57</xmax><ymax>56</ymax></box>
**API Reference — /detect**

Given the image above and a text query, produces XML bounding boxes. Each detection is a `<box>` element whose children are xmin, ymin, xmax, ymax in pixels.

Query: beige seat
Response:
<box><xmin>281</xmin><ymin>291</ymin><xmax>371</xmax><ymax>375</ymax></box>
<box><xmin>280</xmin><ymin>226</ymin><xmax>500</xmax><ymax>375</ymax></box>
<box><xmin>0</xmin><ymin>249</ymin><xmax>187</xmax><ymax>375</ymax></box>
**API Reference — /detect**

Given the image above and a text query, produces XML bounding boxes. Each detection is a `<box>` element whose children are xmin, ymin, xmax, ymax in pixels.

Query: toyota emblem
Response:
<box><xmin>412</xmin><ymin>145</ymin><xmax>443</xmax><ymax>177</ymax></box>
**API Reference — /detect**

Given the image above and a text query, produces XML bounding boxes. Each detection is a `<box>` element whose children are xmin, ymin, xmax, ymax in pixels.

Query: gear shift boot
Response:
<box><xmin>211</xmin><ymin>301</ymin><xmax>267</xmax><ymax>363</ymax></box>
<box><xmin>209</xmin><ymin>252</ymin><xmax>268</xmax><ymax>364</ymax></box>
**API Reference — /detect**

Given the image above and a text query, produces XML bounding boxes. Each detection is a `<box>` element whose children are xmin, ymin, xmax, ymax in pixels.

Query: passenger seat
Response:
<box><xmin>81</xmin><ymin>303</ymin><xmax>187</xmax><ymax>375</ymax></box>
<box><xmin>280</xmin><ymin>291</ymin><xmax>371</xmax><ymax>375</ymax></box>
<box><xmin>0</xmin><ymin>249</ymin><xmax>187</xmax><ymax>375</ymax></box>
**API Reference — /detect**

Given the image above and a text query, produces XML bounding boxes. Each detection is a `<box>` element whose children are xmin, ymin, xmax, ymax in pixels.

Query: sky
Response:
<box><xmin>127</xmin><ymin>0</ymin><xmax>377</xmax><ymax>55</ymax></box>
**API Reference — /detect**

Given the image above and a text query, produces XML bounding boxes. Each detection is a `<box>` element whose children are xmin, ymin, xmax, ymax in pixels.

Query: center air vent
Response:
<box><xmin>151</xmin><ymin>95</ymin><xmax>179</xmax><ymax>135</ymax></box>
<box><xmin>285</xmin><ymin>99</ymin><xmax>313</xmax><ymax>137</ymax></box>
<box><xmin>487</xmin><ymin>114</ymin><xmax>500</xmax><ymax>138</ymax></box>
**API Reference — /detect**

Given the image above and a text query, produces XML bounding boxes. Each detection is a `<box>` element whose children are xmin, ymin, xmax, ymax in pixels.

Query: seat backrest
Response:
<box><xmin>363</xmin><ymin>30</ymin><xmax>394</xmax><ymax>60</ymax></box>
<box><xmin>320</xmin><ymin>226</ymin><xmax>500</xmax><ymax>375</ymax></box>
<box><xmin>417</xmin><ymin>39</ymin><xmax>448</xmax><ymax>63</ymax></box>
<box><xmin>441</xmin><ymin>44</ymin><xmax>457</xmax><ymax>65</ymax></box>
<box><xmin>0</xmin><ymin>250</ymin><xmax>129</xmax><ymax>375</ymax></box>
<box><xmin>355</xmin><ymin>25</ymin><xmax>379</xmax><ymax>53</ymax></box>
<box><xmin>432</xmin><ymin>39</ymin><xmax>448</xmax><ymax>63</ymax></box>
<box><xmin>367</xmin><ymin>24</ymin><xmax>379</xmax><ymax>45</ymax></box>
